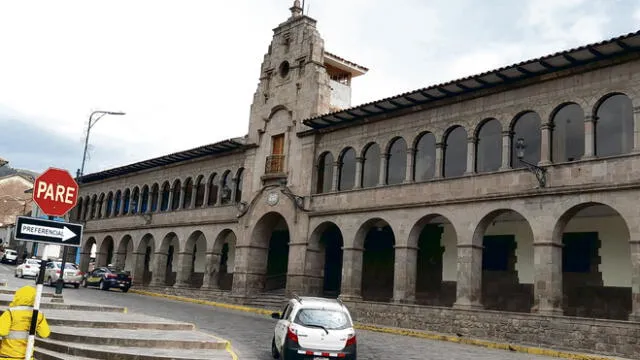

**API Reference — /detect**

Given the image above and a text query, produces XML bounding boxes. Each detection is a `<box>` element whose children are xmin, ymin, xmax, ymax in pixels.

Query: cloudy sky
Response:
<box><xmin>1</xmin><ymin>0</ymin><xmax>639</xmax><ymax>175</ymax></box>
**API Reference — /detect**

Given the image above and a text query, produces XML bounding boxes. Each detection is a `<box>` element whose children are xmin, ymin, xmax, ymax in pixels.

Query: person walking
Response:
<box><xmin>0</xmin><ymin>285</ymin><xmax>51</xmax><ymax>359</ymax></box>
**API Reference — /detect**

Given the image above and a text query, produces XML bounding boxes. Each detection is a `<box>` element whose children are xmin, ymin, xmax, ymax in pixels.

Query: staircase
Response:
<box><xmin>0</xmin><ymin>289</ymin><xmax>232</xmax><ymax>359</ymax></box>
<box><xmin>243</xmin><ymin>288</ymin><xmax>287</xmax><ymax>311</ymax></box>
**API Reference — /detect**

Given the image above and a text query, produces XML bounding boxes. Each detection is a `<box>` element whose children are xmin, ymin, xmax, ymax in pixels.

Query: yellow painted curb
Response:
<box><xmin>130</xmin><ymin>289</ymin><xmax>619</xmax><ymax>360</ymax></box>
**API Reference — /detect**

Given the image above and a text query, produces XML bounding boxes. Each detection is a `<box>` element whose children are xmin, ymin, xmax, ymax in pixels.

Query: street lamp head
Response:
<box><xmin>515</xmin><ymin>137</ymin><xmax>526</xmax><ymax>160</ymax></box>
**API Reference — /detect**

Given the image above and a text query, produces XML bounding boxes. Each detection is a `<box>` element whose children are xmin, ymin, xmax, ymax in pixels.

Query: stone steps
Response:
<box><xmin>48</xmin><ymin>325</ymin><xmax>227</xmax><ymax>349</ymax></box>
<box><xmin>36</xmin><ymin>338</ymin><xmax>230</xmax><ymax>360</ymax></box>
<box><xmin>0</xmin><ymin>295</ymin><xmax>126</xmax><ymax>312</ymax></box>
<box><xmin>43</xmin><ymin>309</ymin><xmax>196</xmax><ymax>330</ymax></box>
<box><xmin>35</xmin><ymin>347</ymin><xmax>95</xmax><ymax>360</ymax></box>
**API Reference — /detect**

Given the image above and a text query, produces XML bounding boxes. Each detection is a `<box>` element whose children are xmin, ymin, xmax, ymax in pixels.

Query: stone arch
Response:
<box><xmin>361</xmin><ymin>142</ymin><xmax>381</xmax><ymax>188</ymax></box>
<box><xmin>316</xmin><ymin>151</ymin><xmax>334</xmax><ymax>193</ymax></box>
<box><xmin>80</xmin><ymin>237</ymin><xmax>97</xmax><ymax>272</ymax></box>
<box><xmin>356</xmin><ymin>218</ymin><xmax>395</xmax><ymax>302</ymax></box>
<box><xmin>386</xmin><ymin>137</ymin><xmax>407</xmax><ymax>185</ymax></box>
<box><xmin>306</xmin><ymin>222</ymin><xmax>344</xmax><ymax>296</ymax></box>
<box><xmin>475</xmin><ymin>118</ymin><xmax>502</xmax><ymax>173</ymax></box>
<box><xmin>152</xmin><ymin>232</ymin><xmax>180</xmax><ymax>286</ymax></box>
<box><xmin>552</xmin><ymin>202</ymin><xmax>632</xmax><ymax>320</ymax></box>
<box><xmin>135</xmin><ymin>233</ymin><xmax>155</xmax><ymax>286</ymax></box>
<box><xmin>208</xmin><ymin>229</ymin><xmax>237</xmax><ymax>290</ymax></box>
<box><xmin>177</xmin><ymin>230</ymin><xmax>207</xmax><ymax>288</ymax></box>
<box><xmin>116</xmin><ymin>235</ymin><xmax>134</xmax><ymax>272</ymax></box>
<box><xmin>472</xmin><ymin>208</ymin><xmax>535</xmax><ymax>313</ymax></box>
<box><xmin>593</xmin><ymin>92</ymin><xmax>634</xmax><ymax>157</ymax></box>
<box><xmin>97</xmin><ymin>236</ymin><xmax>115</xmax><ymax>267</ymax></box>
<box><xmin>443</xmin><ymin>125</ymin><xmax>467</xmax><ymax>178</ymax></box>
<box><xmin>510</xmin><ymin>111</ymin><xmax>542</xmax><ymax>168</ymax></box>
<box><xmin>413</xmin><ymin>131</ymin><xmax>436</xmax><ymax>181</ymax></box>
<box><xmin>338</xmin><ymin>147</ymin><xmax>356</xmax><ymax>191</ymax></box>
<box><xmin>250</xmin><ymin>212</ymin><xmax>290</xmax><ymax>292</ymax></box>
<box><xmin>408</xmin><ymin>214</ymin><xmax>458</xmax><ymax>306</ymax></box>
<box><xmin>550</xmin><ymin>102</ymin><xmax>585</xmax><ymax>163</ymax></box>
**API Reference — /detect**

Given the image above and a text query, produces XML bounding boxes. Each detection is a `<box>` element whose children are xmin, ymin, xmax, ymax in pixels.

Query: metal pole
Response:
<box><xmin>25</xmin><ymin>229</ymin><xmax>50</xmax><ymax>359</ymax></box>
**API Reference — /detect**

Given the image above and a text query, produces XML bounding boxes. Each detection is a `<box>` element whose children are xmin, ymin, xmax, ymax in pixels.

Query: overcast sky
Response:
<box><xmin>1</xmin><ymin>0</ymin><xmax>639</xmax><ymax>175</ymax></box>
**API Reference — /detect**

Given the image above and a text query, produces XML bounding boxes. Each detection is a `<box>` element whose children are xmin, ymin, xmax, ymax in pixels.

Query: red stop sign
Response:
<box><xmin>33</xmin><ymin>167</ymin><xmax>79</xmax><ymax>217</ymax></box>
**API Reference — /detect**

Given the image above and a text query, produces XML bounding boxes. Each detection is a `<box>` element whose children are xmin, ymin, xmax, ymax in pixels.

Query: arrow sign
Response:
<box><xmin>15</xmin><ymin>216</ymin><xmax>83</xmax><ymax>248</ymax></box>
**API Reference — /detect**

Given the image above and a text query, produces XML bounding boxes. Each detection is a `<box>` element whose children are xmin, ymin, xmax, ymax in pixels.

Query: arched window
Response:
<box><xmin>160</xmin><ymin>182</ymin><xmax>170</xmax><ymax>211</ymax></box>
<box><xmin>207</xmin><ymin>174</ymin><xmax>218</xmax><ymax>206</ymax></box>
<box><xmin>361</xmin><ymin>143</ymin><xmax>380</xmax><ymax>188</ymax></box>
<box><xmin>551</xmin><ymin>103</ymin><xmax>584</xmax><ymax>162</ymax></box>
<box><xmin>220</xmin><ymin>171</ymin><xmax>232</xmax><ymax>205</ymax></box>
<box><xmin>475</xmin><ymin>119</ymin><xmax>502</xmax><ymax>173</ymax></box>
<box><xmin>511</xmin><ymin>112</ymin><xmax>541</xmax><ymax>168</ymax></box>
<box><xmin>414</xmin><ymin>132</ymin><xmax>436</xmax><ymax>181</ymax></box>
<box><xmin>76</xmin><ymin>198</ymin><xmax>83</xmax><ymax>221</ymax></box>
<box><xmin>182</xmin><ymin>178</ymin><xmax>193</xmax><ymax>209</ymax></box>
<box><xmin>171</xmin><ymin>180</ymin><xmax>181</xmax><ymax>210</ymax></box>
<box><xmin>90</xmin><ymin>195</ymin><xmax>97</xmax><ymax>219</ymax></box>
<box><xmin>106</xmin><ymin>192</ymin><xmax>113</xmax><ymax>217</ymax></box>
<box><xmin>195</xmin><ymin>176</ymin><xmax>206</xmax><ymax>207</ymax></box>
<box><xmin>130</xmin><ymin>187</ymin><xmax>140</xmax><ymax>214</ymax></box>
<box><xmin>443</xmin><ymin>126</ymin><xmax>467</xmax><ymax>177</ymax></box>
<box><xmin>316</xmin><ymin>152</ymin><xmax>334</xmax><ymax>193</ymax></box>
<box><xmin>386</xmin><ymin>138</ymin><xmax>407</xmax><ymax>185</ymax></box>
<box><xmin>150</xmin><ymin>184</ymin><xmax>159</xmax><ymax>212</ymax></box>
<box><xmin>338</xmin><ymin>148</ymin><xmax>356</xmax><ymax>191</ymax></box>
<box><xmin>140</xmin><ymin>186</ymin><xmax>149</xmax><ymax>213</ymax></box>
<box><xmin>97</xmin><ymin>194</ymin><xmax>105</xmax><ymax>218</ymax></box>
<box><xmin>595</xmin><ymin>93</ymin><xmax>633</xmax><ymax>157</ymax></box>
<box><xmin>235</xmin><ymin>169</ymin><xmax>244</xmax><ymax>203</ymax></box>
<box><xmin>123</xmin><ymin>189</ymin><xmax>131</xmax><ymax>215</ymax></box>
<box><xmin>114</xmin><ymin>191</ymin><xmax>122</xmax><ymax>216</ymax></box>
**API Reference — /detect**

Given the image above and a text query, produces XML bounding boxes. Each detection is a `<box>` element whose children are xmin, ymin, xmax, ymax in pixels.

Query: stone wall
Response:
<box><xmin>343</xmin><ymin>300</ymin><xmax>640</xmax><ymax>359</ymax></box>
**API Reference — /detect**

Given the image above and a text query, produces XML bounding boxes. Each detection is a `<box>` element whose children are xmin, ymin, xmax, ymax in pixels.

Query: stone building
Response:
<box><xmin>74</xmin><ymin>2</ymin><xmax>640</xmax><ymax>357</ymax></box>
<box><xmin>0</xmin><ymin>173</ymin><xmax>33</xmax><ymax>227</ymax></box>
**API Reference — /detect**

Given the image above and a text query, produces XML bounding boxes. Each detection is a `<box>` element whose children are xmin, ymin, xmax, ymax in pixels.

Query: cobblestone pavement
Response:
<box><xmin>0</xmin><ymin>265</ymin><xmax>557</xmax><ymax>360</ymax></box>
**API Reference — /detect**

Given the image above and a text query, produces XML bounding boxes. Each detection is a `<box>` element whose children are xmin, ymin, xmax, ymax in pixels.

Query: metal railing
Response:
<box><xmin>265</xmin><ymin>155</ymin><xmax>285</xmax><ymax>174</ymax></box>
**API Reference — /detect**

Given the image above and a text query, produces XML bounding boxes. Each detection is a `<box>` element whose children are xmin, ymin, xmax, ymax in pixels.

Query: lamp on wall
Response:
<box><xmin>515</xmin><ymin>137</ymin><xmax>547</xmax><ymax>188</ymax></box>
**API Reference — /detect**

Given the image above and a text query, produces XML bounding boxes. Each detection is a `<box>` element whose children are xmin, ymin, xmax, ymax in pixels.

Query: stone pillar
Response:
<box><xmin>434</xmin><ymin>143</ymin><xmax>444</xmax><ymax>178</ymax></box>
<box><xmin>232</xmin><ymin>244</ymin><xmax>268</xmax><ymax>296</ymax></box>
<box><xmin>285</xmin><ymin>241</ymin><xmax>308</xmax><ymax>296</ymax></box>
<box><xmin>353</xmin><ymin>157</ymin><xmax>363</xmax><ymax>189</ymax></box>
<box><xmin>453</xmin><ymin>244</ymin><xmax>483</xmax><ymax>309</ymax></box>
<box><xmin>166</xmin><ymin>188</ymin><xmax>174</xmax><ymax>212</ymax></box>
<box><xmin>378</xmin><ymin>153</ymin><xmax>389</xmax><ymax>186</ymax></box>
<box><xmin>150</xmin><ymin>252</ymin><xmax>168</xmax><ymax>287</ymax></box>
<box><xmin>540</xmin><ymin>123</ymin><xmax>552</xmax><ymax>165</ymax></box>
<box><xmin>532</xmin><ymin>240</ymin><xmax>563</xmax><ymax>315</ymax></box>
<box><xmin>132</xmin><ymin>252</ymin><xmax>146</xmax><ymax>286</ymax></box>
<box><xmin>331</xmin><ymin>162</ymin><xmax>340</xmax><ymax>192</ymax></box>
<box><xmin>113</xmin><ymin>252</ymin><xmax>126</xmax><ymax>270</ymax></box>
<box><xmin>583</xmin><ymin>114</ymin><xmax>595</xmax><ymax>159</ymax></box>
<box><xmin>230</xmin><ymin>177</ymin><xmax>239</xmax><ymax>204</ymax></box>
<box><xmin>404</xmin><ymin>148</ymin><xmax>415</xmax><ymax>183</ymax></box>
<box><xmin>340</xmin><ymin>247</ymin><xmax>363</xmax><ymax>300</ymax></box>
<box><xmin>202</xmin><ymin>252</ymin><xmax>221</xmax><ymax>289</ymax></box>
<box><xmin>465</xmin><ymin>136</ymin><xmax>476</xmax><ymax>174</ymax></box>
<box><xmin>189</xmin><ymin>183</ymin><xmax>197</xmax><ymax>209</ymax></box>
<box><xmin>633</xmin><ymin>106</ymin><xmax>640</xmax><ymax>152</ymax></box>
<box><xmin>392</xmin><ymin>245</ymin><xmax>418</xmax><ymax>303</ymax></box>
<box><xmin>99</xmin><ymin>199</ymin><xmax>107</xmax><ymax>219</ymax></box>
<box><xmin>95</xmin><ymin>252</ymin><xmax>108</xmax><ymax>267</ymax></box>
<box><xmin>179</xmin><ymin>185</ymin><xmax>186</xmax><ymax>209</ymax></box>
<box><xmin>629</xmin><ymin>239</ymin><xmax>640</xmax><ymax>321</ymax></box>
<box><xmin>173</xmin><ymin>252</ymin><xmax>193</xmax><ymax>288</ymax></box>
<box><xmin>202</xmin><ymin>182</ymin><xmax>210</xmax><ymax>208</ymax></box>
<box><xmin>79</xmin><ymin>251</ymin><xmax>92</xmax><ymax>273</ymax></box>
<box><xmin>500</xmin><ymin>130</ymin><xmax>512</xmax><ymax>170</ymax></box>
<box><xmin>146</xmin><ymin>191</ymin><xmax>153</xmax><ymax>213</ymax></box>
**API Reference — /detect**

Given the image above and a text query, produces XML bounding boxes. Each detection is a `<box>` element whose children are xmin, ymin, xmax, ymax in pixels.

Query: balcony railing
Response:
<box><xmin>265</xmin><ymin>155</ymin><xmax>285</xmax><ymax>174</ymax></box>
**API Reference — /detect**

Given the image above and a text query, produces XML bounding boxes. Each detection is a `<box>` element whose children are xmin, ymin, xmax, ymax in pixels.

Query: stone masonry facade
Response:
<box><xmin>73</xmin><ymin>3</ymin><xmax>640</xmax><ymax>358</ymax></box>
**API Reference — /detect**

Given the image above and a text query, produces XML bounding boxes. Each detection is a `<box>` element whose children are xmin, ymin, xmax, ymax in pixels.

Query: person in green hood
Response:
<box><xmin>0</xmin><ymin>286</ymin><xmax>50</xmax><ymax>359</ymax></box>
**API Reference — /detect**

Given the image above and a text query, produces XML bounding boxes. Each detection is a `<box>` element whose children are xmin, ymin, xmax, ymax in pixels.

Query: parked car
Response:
<box><xmin>43</xmin><ymin>262</ymin><xmax>83</xmax><ymax>288</ymax></box>
<box><xmin>271</xmin><ymin>296</ymin><xmax>357</xmax><ymax>360</ymax></box>
<box><xmin>1</xmin><ymin>249</ymin><xmax>18</xmax><ymax>264</ymax></box>
<box><xmin>14</xmin><ymin>258</ymin><xmax>42</xmax><ymax>278</ymax></box>
<box><xmin>81</xmin><ymin>266</ymin><xmax>132</xmax><ymax>292</ymax></box>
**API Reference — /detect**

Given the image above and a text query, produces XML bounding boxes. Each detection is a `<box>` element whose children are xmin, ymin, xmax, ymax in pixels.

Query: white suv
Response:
<box><xmin>271</xmin><ymin>296</ymin><xmax>357</xmax><ymax>360</ymax></box>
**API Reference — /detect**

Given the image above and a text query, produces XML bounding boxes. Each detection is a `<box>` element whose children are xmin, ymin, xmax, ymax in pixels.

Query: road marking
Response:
<box><xmin>129</xmin><ymin>289</ymin><xmax>621</xmax><ymax>360</ymax></box>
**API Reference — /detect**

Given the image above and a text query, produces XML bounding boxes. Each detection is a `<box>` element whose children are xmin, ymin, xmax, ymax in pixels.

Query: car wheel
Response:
<box><xmin>73</xmin><ymin>284</ymin><xmax>80</xmax><ymax>289</ymax></box>
<box><xmin>122</xmin><ymin>286</ymin><xmax>130</xmax><ymax>293</ymax></box>
<box><xmin>271</xmin><ymin>337</ymin><xmax>280</xmax><ymax>359</ymax></box>
<box><xmin>46</xmin><ymin>277</ymin><xmax>52</xmax><ymax>287</ymax></box>
<box><xmin>19</xmin><ymin>270</ymin><xmax>24</xmax><ymax>279</ymax></box>
<box><xmin>99</xmin><ymin>280</ymin><xmax>109</xmax><ymax>291</ymax></box>
<box><xmin>81</xmin><ymin>279</ymin><xmax>88</xmax><ymax>288</ymax></box>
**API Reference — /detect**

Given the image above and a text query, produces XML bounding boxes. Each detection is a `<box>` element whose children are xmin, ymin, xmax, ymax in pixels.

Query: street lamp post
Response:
<box><xmin>515</xmin><ymin>137</ymin><xmax>547</xmax><ymax>188</ymax></box>
<box><xmin>56</xmin><ymin>110</ymin><xmax>125</xmax><ymax>295</ymax></box>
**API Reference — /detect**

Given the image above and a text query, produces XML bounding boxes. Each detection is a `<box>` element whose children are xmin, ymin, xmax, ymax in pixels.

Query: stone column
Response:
<box><xmin>166</xmin><ymin>188</ymin><xmax>174</xmax><ymax>212</ymax></box>
<box><xmin>532</xmin><ymin>239</ymin><xmax>563</xmax><ymax>315</ymax></box>
<box><xmin>392</xmin><ymin>245</ymin><xmax>418</xmax><ymax>303</ymax></box>
<box><xmin>540</xmin><ymin>123</ymin><xmax>552</xmax><ymax>165</ymax></box>
<box><xmin>95</xmin><ymin>252</ymin><xmax>108</xmax><ymax>267</ymax></box>
<box><xmin>150</xmin><ymin>252</ymin><xmax>168</xmax><ymax>287</ymax></box>
<box><xmin>285</xmin><ymin>241</ymin><xmax>308</xmax><ymax>296</ymax></box>
<box><xmin>202</xmin><ymin>182</ymin><xmax>210</xmax><ymax>208</ymax></box>
<box><xmin>146</xmin><ymin>191</ymin><xmax>153</xmax><ymax>213</ymax></box>
<box><xmin>404</xmin><ymin>148</ymin><xmax>415</xmax><ymax>183</ymax></box>
<box><xmin>629</xmin><ymin>239</ymin><xmax>640</xmax><ymax>321</ymax></box>
<box><xmin>132</xmin><ymin>252</ymin><xmax>146</xmax><ymax>286</ymax></box>
<box><xmin>113</xmin><ymin>252</ymin><xmax>126</xmax><ymax>270</ymax></box>
<box><xmin>583</xmin><ymin>114</ymin><xmax>595</xmax><ymax>159</ymax></box>
<box><xmin>378</xmin><ymin>153</ymin><xmax>389</xmax><ymax>186</ymax></box>
<box><xmin>453</xmin><ymin>244</ymin><xmax>483</xmax><ymax>309</ymax></box>
<box><xmin>633</xmin><ymin>106</ymin><xmax>640</xmax><ymax>152</ymax></box>
<box><xmin>331</xmin><ymin>162</ymin><xmax>340</xmax><ymax>192</ymax></box>
<box><xmin>231</xmin><ymin>244</ymin><xmax>268</xmax><ymax>296</ymax></box>
<box><xmin>202</xmin><ymin>252</ymin><xmax>221</xmax><ymax>289</ymax></box>
<box><xmin>434</xmin><ymin>143</ymin><xmax>444</xmax><ymax>178</ymax></box>
<box><xmin>179</xmin><ymin>185</ymin><xmax>186</xmax><ymax>209</ymax></box>
<box><xmin>340</xmin><ymin>247</ymin><xmax>363</xmax><ymax>300</ymax></box>
<box><xmin>189</xmin><ymin>183</ymin><xmax>198</xmax><ymax>209</ymax></box>
<box><xmin>500</xmin><ymin>130</ymin><xmax>512</xmax><ymax>170</ymax></box>
<box><xmin>99</xmin><ymin>199</ymin><xmax>107</xmax><ymax>219</ymax></box>
<box><xmin>465</xmin><ymin>136</ymin><xmax>476</xmax><ymax>174</ymax></box>
<box><xmin>79</xmin><ymin>251</ymin><xmax>92</xmax><ymax>273</ymax></box>
<box><xmin>173</xmin><ymin>252</ymin><xmax>193</xmax><ymax>288</ymax></box>
<box><xmin>353</xmin><ymin>157</ymin><xmax>363</xmax><ymax>189</ymax></box>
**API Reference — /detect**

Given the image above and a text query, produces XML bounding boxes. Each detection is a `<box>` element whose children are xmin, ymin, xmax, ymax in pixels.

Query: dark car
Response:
<box><xmin>81</xmin><ymin>266</ymin><xmax>132</xmax><ymax>292</ymax></box>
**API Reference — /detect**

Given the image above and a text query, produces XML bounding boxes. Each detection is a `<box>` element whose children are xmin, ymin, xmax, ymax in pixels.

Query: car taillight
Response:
<box><xmin>55</xmin><ymin>270</ymin><xmax>61</xmax><ymax>274</ymax></box>
<box><xmin>286</xmin><ymin>326</ymin><xmax>298</xmax><ymax>343</ymax></box>
<box><xmin>24</xmin><ymin>265</ymin><xmax>30</xmax><ymax>269</ymax></box>
<box><xmin>345</xmin><ymin>333</ymin><xmax>356</xmax><ymax>346</ymax></box>
<box><xmin>106</xmin><ymin>274</ymin><xmax>117</xmax><ymax>279</ymax></box>
<box><xmin>78</xmin><ymin>272</ymin><xmax>84</xmax><ymax>276</ymax></box>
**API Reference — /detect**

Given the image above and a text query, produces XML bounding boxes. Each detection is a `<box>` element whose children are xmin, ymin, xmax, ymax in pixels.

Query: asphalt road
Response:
<box><xmin>0</xmin><ymin>264</ymin><xmax>556</xmax><ymax>360</ymax></box>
